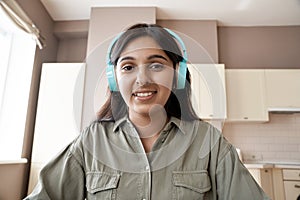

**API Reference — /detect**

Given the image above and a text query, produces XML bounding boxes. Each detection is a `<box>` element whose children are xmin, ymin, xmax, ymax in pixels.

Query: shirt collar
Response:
<box><xmin>112</xmin><ymin>116</ymin><xmax>128</xmax><ymax>132</ymax></box>
<box><xmin>167</xmin><ymin>117</ymin><xmax>190</xmax><ymax>135</ymax></box>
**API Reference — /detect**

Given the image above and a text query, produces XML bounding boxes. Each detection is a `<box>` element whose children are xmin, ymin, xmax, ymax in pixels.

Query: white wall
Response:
<box><xmin>223</xmin><ymin>113</ymin><xmax>300</xmax><ymax>163</ymax></box>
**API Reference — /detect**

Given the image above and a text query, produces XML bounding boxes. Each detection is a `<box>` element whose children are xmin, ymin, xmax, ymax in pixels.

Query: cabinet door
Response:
<box><xmin>225</xmin><ymin>70</ymin><xmax>269</xmax><ymax>122</ymax></box>
<box><xmin>188</xmin><ymin>64</ymin><xmax>226</xmax><ymax>120</ymax></box>
<box><xmin>265</xmin><ymin>70</ymin><xmax>300</xmax><ymax>109</ymax></box>
<box><xmin>260</xmin><ymin>169</ymin><xmax>275</xmax><ymax>200</ymax></box>
<box><xmin>248</xmin><ymin>169</ymin><xmax>262</xmax><ymax>185</ymax></box>
<box><xmin>272</xmin><ymin>168</ymin><xmax>286</xmax><ymax>200</ymax></box>
<box><xmin>283</xmin><ymin>169</ymin><xmax>300</xmax><ymax>200</ymax></box>
<box><xmin>28</xmin><ymin>63</ymin><xmax>86</xmax><ymax>194</ymax></box>
<box><xmin>248</xmin><ymin>168</ymin><xmax>275</xmax><ymax>200</ymax></box>
<box><xmin>284</xmin><ymin>181</ymin><xmax>300</xmax><ymax>200</ymax></box>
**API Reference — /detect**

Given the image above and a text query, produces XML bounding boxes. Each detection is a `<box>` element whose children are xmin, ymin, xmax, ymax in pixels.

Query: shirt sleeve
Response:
<box><xmin>215</xmin><ymin>144</ymin><xmax>271</xmax><ymax>200</ymax></box>
<box><xmin>24</xmin><ymin>138</ymin><xmax>86</xmax><ymax>200</ymax></box>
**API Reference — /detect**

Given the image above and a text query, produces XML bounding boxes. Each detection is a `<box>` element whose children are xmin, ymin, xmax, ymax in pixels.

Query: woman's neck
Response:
<box><xmin>129</xmin><ymin>105</ymin><xmax>169</xmax><ymax>152</ymax></box>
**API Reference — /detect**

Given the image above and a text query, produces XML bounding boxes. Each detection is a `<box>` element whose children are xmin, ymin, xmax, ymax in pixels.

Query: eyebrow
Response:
<box><xmin>118</xmin><ymin>54</ymin><xmax>168</xmax><ymax>63</ymax></box>
<box><xmin>147</xmin><ymin>54</ymin><xmax>168</xmax><ymax>61</ymax></box>
<box><xmin>118</xmin><ymin>56</ymin><xmax>134</xmax><ymax>63</ymax></box>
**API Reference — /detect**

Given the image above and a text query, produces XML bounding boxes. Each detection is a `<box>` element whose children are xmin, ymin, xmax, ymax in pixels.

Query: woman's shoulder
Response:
<box><xmin>71</xmin><ymin>120</ymin><xmax>116</xmax><ymax>153</ymax></box>
<box><xmin>76</xmin><ymin>119</ymin><xmax>115</xmax><ymax>140</ymax></box>
<box><xmin>188</xmin><ymin>119</ymin><xmax>228</xmax><ymax>149</ymax></box>
<box><xmin>189</xmin><ymin>120</ymin><xmax>234</xmax><ymax>162</ymax></box>
<box><xmin>186</xmin><ymin>119</ymin><xmax>222</xmax><ymax>135</ymax></box>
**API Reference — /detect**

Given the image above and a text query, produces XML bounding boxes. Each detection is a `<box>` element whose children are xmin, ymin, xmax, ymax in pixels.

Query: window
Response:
<box><xmin>0</xmin><ymin>9</ymin><xmax>36</xmax><ymax>160</ymax></box>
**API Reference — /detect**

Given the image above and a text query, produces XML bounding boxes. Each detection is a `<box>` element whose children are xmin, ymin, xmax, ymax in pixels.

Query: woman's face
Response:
<box><xmin>116</xmin><ymin>36</ymin><xmax>175</xmax><ymax>118</ymax></box>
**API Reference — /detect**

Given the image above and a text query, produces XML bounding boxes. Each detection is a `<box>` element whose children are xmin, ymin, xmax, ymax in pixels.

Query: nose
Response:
<box><xmin>136</xmin><ymin>67</ymin><xmax>151</xmax><ymax>86</ymax></box>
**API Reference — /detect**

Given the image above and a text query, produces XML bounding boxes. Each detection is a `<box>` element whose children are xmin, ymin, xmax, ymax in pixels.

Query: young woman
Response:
<box><xmin>25</xmin><ymin>23</ymin><xmax>270</xmax><ymax>199</ymax></box>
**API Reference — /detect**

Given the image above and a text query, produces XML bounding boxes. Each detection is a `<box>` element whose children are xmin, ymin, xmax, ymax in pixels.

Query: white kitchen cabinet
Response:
<box><xmin>248</xmin><ymin>168</ymin><xmax>275</xmax><ymax>199</ymax></box>
<box><xmin>188</xmin><ymin>64</ymin><xmax>226</xmax><ymax>120</ymax></box>
<box><xmin>225</xmin><ymin>70</ymin><xmax>269</xmax><ymax>122</ymax></box>
<box><xmin>272</xmin><ymin>168</ymin><xmax>286</xmax><ymax>200</ymax></box>
<box><xmin>248</xmin><ymin>168</ymin><xmax>261</xmax><ymax>185</ymax></box>
<box><xmin>28</xmin><ymin>63</ymin><xmax>86</xmax><ymax>194</ymax></box>
<box><xmin>283</xmin><ymin>169</ymin><xmax>300</xmax><ymax>200</ymax></box>
<box><xmin>265</xmin><ymin>70</ymin><xmax>300</xmax><ymax>110</ymax></box>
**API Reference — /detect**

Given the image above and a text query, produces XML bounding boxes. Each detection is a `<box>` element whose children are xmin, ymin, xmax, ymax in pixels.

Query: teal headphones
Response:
<box><xmin>106</xmin><ymin>28</ymin><xmax>188</xmax><ymax>91</ymax></box>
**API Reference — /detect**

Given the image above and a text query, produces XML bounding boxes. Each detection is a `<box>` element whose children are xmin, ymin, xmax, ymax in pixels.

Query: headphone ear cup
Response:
<box><xmin>164</xmin><ymin>28</ymin><xmax>188</xmax><ymax>90</ymax></box>
<box><xmin>177</xmin><ymin>60</ymin><xmax>187</xmax><ymax>89</ymax></box>
<box><xmin>106</xmin><ymin>63</ymin><xmax>118</xmax><ymax>91</ymax></box>
<box><xmin>106</xmin><ymin>32</ymin><xmax>124</xmax><ymax>92</ymax></box>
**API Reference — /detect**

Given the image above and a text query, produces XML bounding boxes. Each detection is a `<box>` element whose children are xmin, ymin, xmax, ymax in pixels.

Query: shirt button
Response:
<box><xmin>145</xmin><ymin>166</ymin><xmax>149</xmax><ymax>171</ymax></box>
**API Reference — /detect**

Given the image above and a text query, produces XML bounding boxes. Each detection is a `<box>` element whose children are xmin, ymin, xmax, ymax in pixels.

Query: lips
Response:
<box><xmin>133</xmin><ymin>91</ymin><xmax>156</xmax><ymax>97</ymax></box>
<box><xmin>132</xmin><ymin>90</ymin><xmax>157</xmax><ymax>101</ymax></box>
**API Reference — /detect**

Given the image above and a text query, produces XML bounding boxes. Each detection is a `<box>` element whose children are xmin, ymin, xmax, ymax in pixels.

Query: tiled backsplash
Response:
<box><xmin>222</xmin><ymin>113</ymin><xmax>300</xmax><ymax>163</ymax></box>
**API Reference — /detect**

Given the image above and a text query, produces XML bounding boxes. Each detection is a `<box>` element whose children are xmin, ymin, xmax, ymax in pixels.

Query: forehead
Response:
<box><xmin>120</xmin><ymin>36</ymin><xmax>163</xmax><ymax>56</ymax></box>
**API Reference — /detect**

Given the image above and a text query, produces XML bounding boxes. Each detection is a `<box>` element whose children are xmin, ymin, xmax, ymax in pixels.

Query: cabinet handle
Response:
<box><xmin>243</xmin><ymin>117</ymin><xmax>248</xmax><ymax>120</ymax></box>
<box><xmin>295</xmin><ymin>184</ymin><xmax>300</xmax><ymax>188</ymax></box>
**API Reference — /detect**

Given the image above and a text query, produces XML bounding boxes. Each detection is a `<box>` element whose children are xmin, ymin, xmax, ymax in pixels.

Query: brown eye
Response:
<box><xmin>149</xmin><ymin>63</ymin><xmax>165</xmax><ymax>71</ymax></box>
<box><xmin>121</xmin><ymin>65</ymin><xmax>134</xmax><ymax>72</ymax></box>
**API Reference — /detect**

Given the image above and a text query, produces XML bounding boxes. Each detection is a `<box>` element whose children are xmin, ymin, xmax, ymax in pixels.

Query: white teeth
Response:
<box><xmin>135</xmin><ymin>92</ymin><xmax>153</xmax><ymax>97</ymax></box>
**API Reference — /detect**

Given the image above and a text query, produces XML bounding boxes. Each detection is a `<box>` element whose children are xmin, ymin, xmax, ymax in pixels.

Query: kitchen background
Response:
<box><xmin>0</xmin><ymin>1</ymin><xmax>299</xmax><ymax>199</ymax></box>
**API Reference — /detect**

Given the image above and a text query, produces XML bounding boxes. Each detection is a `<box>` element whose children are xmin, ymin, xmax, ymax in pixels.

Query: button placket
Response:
<box><xmin>125</xmin><ymin>118</ymin><xmax>152</xmax><ymax>200</ymax></box>
<box><xmin>145</xmin><ymin>165</ymin><xmax>150</xmax><ymax>171</ymax></box>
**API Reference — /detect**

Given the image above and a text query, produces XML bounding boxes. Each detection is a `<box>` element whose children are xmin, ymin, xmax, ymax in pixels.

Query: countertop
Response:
<box><xmin>0</xmin><ymin>158</ymin><xmax>28</xmax><ymax>165</ymax></box>
<box><xmin>243</xmin><ymin>161</ymin><xmax>300</xmax><ymax>169</ymax></box>
<box><xmin>244</xmin><ymin>163</ymin><xmax>274</xmax><ymax>169</ymax></box>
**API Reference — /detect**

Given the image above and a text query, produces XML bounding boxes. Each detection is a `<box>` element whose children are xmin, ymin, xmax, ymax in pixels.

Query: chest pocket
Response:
<box><xmin>172</xmin><ymin>170</ymin><xmax>211</xmax><ymax>200</ymax></box>
<box><xmin>86</xmin><ymin>172</ymin><xmax>120</xmax><ymax>200</ymax></box>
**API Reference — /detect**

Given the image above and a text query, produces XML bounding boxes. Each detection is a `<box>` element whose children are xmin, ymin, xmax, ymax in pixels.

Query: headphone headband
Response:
<box><xmin>106</xmin><ymin>28</ymin><xmax>188</xmax><ymax>91</ymax></box>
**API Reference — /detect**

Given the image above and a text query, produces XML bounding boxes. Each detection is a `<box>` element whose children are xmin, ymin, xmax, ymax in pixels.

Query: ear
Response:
<box><xmin>175</xmin><ymin>63</ymin><xmax>179</xmax><ymax>71</ymax></box>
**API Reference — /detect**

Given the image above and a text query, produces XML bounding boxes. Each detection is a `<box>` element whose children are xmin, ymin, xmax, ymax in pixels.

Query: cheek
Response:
<box><xmin>116</xmin><ymin>73</ymin><xmax>135</xmax><ymax>103</ymax></box>
<box><xmin>152</xmin><ymin>69</ymin><xmax>174</xmax><ymax>90</ymax></box>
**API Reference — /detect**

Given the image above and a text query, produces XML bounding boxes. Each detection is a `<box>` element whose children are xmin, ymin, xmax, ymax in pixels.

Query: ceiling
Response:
<box><xmin>40</xmin><ymin>0</ymin><xmax>300</xmax><ymax>26</ymax></box>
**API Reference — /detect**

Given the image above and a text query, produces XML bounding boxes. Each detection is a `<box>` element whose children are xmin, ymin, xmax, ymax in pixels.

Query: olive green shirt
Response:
<box><xmin>25</xmin><ymin>117</ymin><xmax>270</xmax><ymax>200</ymax></box>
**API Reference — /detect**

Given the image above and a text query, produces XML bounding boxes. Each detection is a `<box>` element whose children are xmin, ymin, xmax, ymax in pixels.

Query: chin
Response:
<box><xmin>133</xmin><ymin>103</ymin><xmax>167</xmax><ymax>116</ymax></box>
<box><xmin>133</xmin><ymin>107</ymin><xmax>152</xmax><ymax>116</ymax></box>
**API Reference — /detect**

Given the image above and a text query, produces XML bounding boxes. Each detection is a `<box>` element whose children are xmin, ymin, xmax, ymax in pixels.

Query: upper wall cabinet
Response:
<box><xmin>188</xmin><ymin>64</ymin><xmax>226</xmax><ymax>120</ymax></box>
<box><xmin>265</xmin><ymin>70</ymin><xmax>300</xmax><ymax>110</ymax></box>
<box><xmin>225</xmin><ymin>70</ymin><xmax>269</xmax><ymax>122</ymax></box>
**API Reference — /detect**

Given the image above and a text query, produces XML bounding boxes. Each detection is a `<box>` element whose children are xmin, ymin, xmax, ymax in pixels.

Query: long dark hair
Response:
<box><xmin>97</xmin><ymin>23</ymin><xmax>199</xmax><ymax>122</ymax></box>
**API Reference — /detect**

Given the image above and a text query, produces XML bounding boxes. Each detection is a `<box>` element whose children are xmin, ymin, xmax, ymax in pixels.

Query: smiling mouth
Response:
<box><xmin>133</xmin><ymin>91</ymin><xmax>157</xmax><ymax>97</ymax></box>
